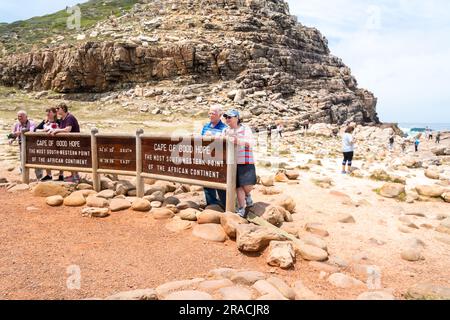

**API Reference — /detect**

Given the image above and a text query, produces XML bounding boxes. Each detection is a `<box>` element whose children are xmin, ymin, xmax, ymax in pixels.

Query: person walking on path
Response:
<box><xmin>223</xmin><ymin>110</ymin><xmax>257</xmax><ymax>218</ymax></box>
<box><xmin>341</xmin><ymin>126</ymin><xmax>355</xmax><ymax>174</ymax></box>
<box><xmin>414</xmin><ymin>137</ymin><xmax>420</xmax><ymax>152</ymax></box>
<box><xmin>389</xmin><ymin>134</ymin><xmax>395</xmax><ymax>151</ymax></box>
<box><xmin>201</xmin><ymin>105</ymin><xmax>227</xmax><ymax>209</ymax></box>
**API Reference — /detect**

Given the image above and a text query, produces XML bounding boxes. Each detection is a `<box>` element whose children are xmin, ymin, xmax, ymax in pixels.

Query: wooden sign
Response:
<box><xmin>26</xmin><ymin>135</ymin><xmax>92</xmax><ymax>168</ymax></box>
<box><xmin>141</xmin><ymin>136</ymin><xmax>227</xmax><ymax>184</ymax></box>
<box><xmin>97</xmin><ymin>137</ymin><xmax>136</xmax><ymax>172</ymax></box>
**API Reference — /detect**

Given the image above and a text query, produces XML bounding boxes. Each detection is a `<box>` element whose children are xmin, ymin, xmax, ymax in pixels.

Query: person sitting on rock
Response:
<box><xmin>223</xmin><ymin>110</ymin><xmax>257</xmax><ymax>218</ymax></box>
<box><xmin>35</xmin><ymin>107</ymin><xmax>61</xmax><ymax>181</ymax></box>
<box><xmin>341</xmin><ymin>125</ymin><xmax>355</xmax><ymax>174</ymax></box>
<box><xmin>50</xmin><ymin>103</ymin><xmax>81</xmax><ymax>183</ymax></box>
<box><xmin>201</xmin><ymin>105</ymin><xmax>227</xmax><ymax>209</ymax></box>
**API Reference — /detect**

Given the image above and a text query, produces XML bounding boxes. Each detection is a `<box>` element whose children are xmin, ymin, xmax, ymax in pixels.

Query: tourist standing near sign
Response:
<box><xmin>35</xmin><ymin>107</ymin><xmax>61</xmax><ymax>181</ymax></box>
<box><xmin>8</xmin><ymin>111</ymin><xmax>42</xmax><ymax>180</ymax></box>
<box><xmin>223</xmin><ymin>110</ymin><xmax>256</xmax><ymax>218</ymax></box>
<box><xmin>201</xmin><ymin>105</ymin><xmax>228</xmax><ymax>208</ymax></box>
<box><xmin>50</xmin><ymin>103</ymin><xmax>81</xmax><ymax>183</ymax></box>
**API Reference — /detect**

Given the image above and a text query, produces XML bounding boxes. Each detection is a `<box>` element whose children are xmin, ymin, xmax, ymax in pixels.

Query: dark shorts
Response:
<box><xmin>342</xmin><ymin>151</ymin><xmax>354</xmax><ymax>164</ymax></box>
<box><xmin>237</xmin><ymin>164</ymin><xmax>257</xmax><ymax>188</ymax></box>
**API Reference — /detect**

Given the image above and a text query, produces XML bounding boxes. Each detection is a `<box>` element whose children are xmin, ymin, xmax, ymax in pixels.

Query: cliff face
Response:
<box><xmin>0</xmin><ymin>0</ymin><xmax>379</xmax><ymax>127</ymax></box>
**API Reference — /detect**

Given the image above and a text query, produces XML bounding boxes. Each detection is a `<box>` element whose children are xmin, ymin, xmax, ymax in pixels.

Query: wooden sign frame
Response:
<box><xmin>21</xmin><ymin>129</ymin><xmax>237</xmax><ymax>212</ymax></box>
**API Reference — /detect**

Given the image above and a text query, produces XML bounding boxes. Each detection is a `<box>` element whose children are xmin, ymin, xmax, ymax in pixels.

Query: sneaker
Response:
<box><xmin>58</xmin><ymin>175</ymin><xmax>64</xmax><ymax>181</ymax></box>
<box><xmin>245</xmin><ymin>194</ymin><xmax>254</xmax><ymax>207</ymax></box>
<box><xmin>40</xmin><ymin>175</ymin><xmax>52</xmax><ymax>182</ymax></box>
<box><xmin>64</xmin><ymin>175</ymin><xmax>80</xmax><ymax>183</ymax></box>
<box><xmin>236</xmin><ymin>207</ymin><xmax>247</xmax><ymax>219</ymax></box>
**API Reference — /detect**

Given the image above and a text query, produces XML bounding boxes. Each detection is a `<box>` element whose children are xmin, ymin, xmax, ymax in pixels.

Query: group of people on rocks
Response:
<box><xmin>8</xmin><ymin>103</ymin><xmax>81</xmax><ymax>183</ymax></box>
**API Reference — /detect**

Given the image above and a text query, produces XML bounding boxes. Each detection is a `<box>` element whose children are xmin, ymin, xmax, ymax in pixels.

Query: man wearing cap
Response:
<box><xmin>201</xmin><ymin>105</ymin><xmax>227</xmax><ymax>208</ymax></box>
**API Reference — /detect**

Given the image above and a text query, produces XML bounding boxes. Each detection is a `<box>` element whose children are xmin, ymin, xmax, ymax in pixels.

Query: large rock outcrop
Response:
<box><xmin>0</xmin><ymin>0</ymin><xmax>379</xmax><ymax>126</ymax></box>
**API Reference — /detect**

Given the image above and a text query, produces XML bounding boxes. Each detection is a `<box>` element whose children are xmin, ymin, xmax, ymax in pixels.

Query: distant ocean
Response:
<box><xmin>398</xmin><ymin>123</ymin><xmax>450</xmax><ymax>136</ymax></box>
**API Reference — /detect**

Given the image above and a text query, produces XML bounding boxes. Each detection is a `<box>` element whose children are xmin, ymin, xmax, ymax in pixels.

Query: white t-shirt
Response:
<box><xmin>342</xmin><ymin>133</ymin><xmax>354</xmax><ymax>152</ymax></box>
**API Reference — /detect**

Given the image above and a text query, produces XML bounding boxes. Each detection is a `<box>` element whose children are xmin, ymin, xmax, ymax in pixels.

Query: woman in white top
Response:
<box><xmin>342</xmin><ymin>126</ymin><xmax>355</xmax><ymax>174</ymax></box>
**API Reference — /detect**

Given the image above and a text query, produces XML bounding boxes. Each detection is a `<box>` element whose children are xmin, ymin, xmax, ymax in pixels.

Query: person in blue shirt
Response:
<box><xmin>415</xmin><ymin>137</ymin><xmax>420</xmax><ymax>152</ymax></box>
<box><xmin>201</xmin><ymin>105</ymin><xmax>228</xmax><ymax>208</ymax></box>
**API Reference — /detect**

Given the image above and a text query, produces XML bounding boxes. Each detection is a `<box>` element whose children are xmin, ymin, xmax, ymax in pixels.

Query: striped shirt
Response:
<box><xmin>224</xmin><ymin>125</ymin><xmax>255</xmax><ymax>164</ymax></box>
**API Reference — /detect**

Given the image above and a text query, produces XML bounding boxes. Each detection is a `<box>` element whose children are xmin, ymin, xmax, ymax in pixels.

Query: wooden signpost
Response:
<box><xmin>21</xmin><ymin>129</ymin><xmax>237</xmax><ymax>212</ymax></box>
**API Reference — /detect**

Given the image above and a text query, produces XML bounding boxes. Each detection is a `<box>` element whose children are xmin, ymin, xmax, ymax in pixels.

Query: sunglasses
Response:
<box><xmin>223</xmin><ymin>115</ymin><xmax>236</xmax><ymax>119</ymax></box>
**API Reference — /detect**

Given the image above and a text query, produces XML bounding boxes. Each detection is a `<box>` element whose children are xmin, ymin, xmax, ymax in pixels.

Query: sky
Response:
<box><xmin>1</xmin><ymin>0</ymin><xmax>449</xmax><ymax>123</ymax></box>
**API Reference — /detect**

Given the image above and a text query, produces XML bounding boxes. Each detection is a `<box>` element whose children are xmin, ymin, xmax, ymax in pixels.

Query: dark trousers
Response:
<box><xmin>204</xmin><ymin>188</ymin><xmax>226</xmax><ymax>208</ymax></box>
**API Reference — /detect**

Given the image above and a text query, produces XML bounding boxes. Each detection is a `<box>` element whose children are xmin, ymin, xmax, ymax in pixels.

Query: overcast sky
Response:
<box><xmin>1</xmin><ymin>0</ymin><xmax>449</xmax><ymax>123</ymax></box>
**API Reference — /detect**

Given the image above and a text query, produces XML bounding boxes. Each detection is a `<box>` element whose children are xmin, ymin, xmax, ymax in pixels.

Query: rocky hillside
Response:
<box><xmin>0</xmin><ymin>0</ymin><xmax>379</xmax><ymax>129</ymax></box>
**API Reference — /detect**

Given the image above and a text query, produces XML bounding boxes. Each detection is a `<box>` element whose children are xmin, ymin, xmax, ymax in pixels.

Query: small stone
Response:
<box><xmin>300</xmin><ymin>234</ymin><xmax>328</xmax><ymax>251</ymax></box>
<box><xmin>274</xmin><ymin>171</ymin><xmax>289</xmax><ymax>183</ymax></box>
<box><xmin>415</xmin><ymin>185</ymin><xmax>445</xmax><ymax>198</ymax></box>
<box><xmin>267</xmin><ymin>241</ymin><xmax>295</xmax><ymax>269</ymax></box>
<box><xmin>236</xmin><ymin>224</ymin><xmax>287</xmax><ymax>252</ymax></box>
<box><xmin>305</xmin><ymin>223</ymin><xmax>329</xmax><ymax>237</ymax></box>
<box><xmin>46</xmin><ymin>195</ymin><xmax>64</xmax><ymax>206</ymax></box>
<box><xmin>81</xmin><ymin>207</ymin><xmax>110</xmax><ymax>218</ymax></box>
<box><xmin>109</xmin><ymin>198</ymin><xmax>131</xmax><ymax>212</ymax></box>
<box><xmin>253</xmin><ymin>280</ymin><xmax>286</xmax><ymax>299</ymax></box>
<box><xmin>32</xmin><ymin>182</ymin><xmax>68</xmax><ymax>197</ymax></box>
<box><xmin>260</xmin><ymin>175</ymin><xmax>274</xmax><ymax>187</ymax></box>
<box><xmin>192</xmin><ymin>224</ymin><xmax>227</xmax><ymax>242</ymax></box>
<box><xmin>198</xmin><ymin>279</ymin><xmax>234</xmax><ymax>292</ymax></box>
<box><xmin>401</xmin><ymin>247</ymin><xmax>424</xmax><ymax>262</ymax></box>
<box><xmin>164</xmin><ymin>290</ymin><xmax>212</xmax><ymax>300</ymax></box>
<box><xmin>328</xmin><ymin>273</ymin><xmax>365</xmax><ymax>288</ymax></box>
<box><xmin>178</xmin><ymin>208</ymin><xmax>199</xmax><ymax>221</ymax></box>
<box><xmin>337</xmin><ymin>213</ymin><xmax>356</xmax><ymax>223</ymax></box>
<box><xmin>292</xmin><ymin>241</ymin><xmax>328</xmax><ymax>261</ymax></box>
<box><xmin>266</xmin><ymin>277</ymin><xmax>296</xmax><ymax>300</ymax></box>
<box><xmin>292</xmin><ymin>281</ymin><xmax>320</xmax><ymax>300</ymax></box>
<box><xmin>231</xmin><ymin>271</ymin><xmax>266</xmax><ymax>286</ymax></box>
<box><xmin>357</xmin><ymin>291</ymin><xmax>395</xmax><ymax>300</ymax></box>
<box><xmin>406</xmin><ymin>283</ymin><xmax>450</xmax><ymax>300</ymax></box>
<box><xmin>155</xmin><ymin>278</ymin><xmax>204</xmax><ymax>298</ymax></box>
<box><xmin>106</xmin><ymin>288</ymin><xmax>157</xmax><ymax>300</ymax></box>
<box><xmin>436</xmin><ymin>218</ymin><xmax>450</xmax><ymax>235</ymax></box>
<box><xmin>285</xmin><ymin>170</ymin><xmax>300</xmax><ymax>180</ymax></box>
<box><xmin>219</xmin><ymin>286</ymin><xmax>253</xmax><ymax>300</ymax></box>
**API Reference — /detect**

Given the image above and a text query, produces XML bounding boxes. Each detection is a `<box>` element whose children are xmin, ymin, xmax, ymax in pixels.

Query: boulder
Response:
<box><xmin>415</xmin><ymin>185</ymin><xmax>445</xmax><ymax>198</ymax></box>
<box><xmin>274</xmin><ymin>171</ymin><xmax>289</xmax><ymax>183</ymax></box>
<box><xmin>260</xmin><ymin>175</ymin><xmax>274</xmax><ymax>187</ymax></box>
<box><xmin>442</xmin><ymin>193</ymin><xmax>450</xmax><ymax>203</ymax></box>
<box><xmin>131</xmin><ymin>198</ymin><xmax>151</xmax><ymax>212</ymax></box>
<box><xmin>163</xmin><ymin>196</ymin><xmax>180</xmax><ymax>206</ymax></box>
<box><xmin>109</xmin><ymin>198</ymin><xmax>131</xmax><ymax>212</ymax></box>
<box><xmin>262</xmin><ymin>205</ymin><xmax>292</xmax><ymax>226</ymax></box>
<box><xmin>97</xmin><ymin>189</ymin><xmax>115</xmax><ymax>199</ymax></box>
<box><xmin>63</xmin><ymin>191</ymin><xmax>86</xmax><ymax>207</ymax></box>
<box><xmin>86</xmin><ymin>195</ymin><xmax>109</xmax><ymax>208</ymax></box>
<box><xmin>46</xmin><ymin>195</ymin><xmax>64</xmax><ymax>206</ymax></box>
<box><xmin>425</xmin><ymin>169</ymin><xmax>440</xmax><ymax>180</ymax></box>
<box><xmin>379</xmin><ymin>183</ymin><xmax>405</xmax><ymax>198</ymax></box>
<box><xmin>165</xmin><ymin>217</ymin><xmax>194</xmax><ymax>233</ymax></box>
<box><xmin>272</xmin><ymin>195</ymin><xmax>296</xmax><ymax>213</ymax></box>
<box><xmin>253</xmin><ymin>280</ymin><xmax>286</xmax><ymax>299</ymax></box>
<box><xmin>192</xmin><ymin>224</ymin><xmax>227</xmax><ymax>242</ymax></box>
<box><xmin>32</xmin><ymin>182</ymin><xmax>68</xmax><ymax>197</ymax></box>
<box><xmin>436</xmin><ymin>218</ymin><xmax>450</xmax><ymax>235</ymax></box>
<box><xmin>236</xmin><ymin>224</ymin><xmax>287</xmax><ymax>252</ymax></box>
<box><xmin>81</xmin><ymin>207</ymin><xmax>110</xmax><ymax>218</ymax></box>
<box><xmin>267</xmin><ymin>241</ymin><xmax>295</xmax><ymax>269</ymax></box>
<box><xmin>197</xmin><ymin>209</ymin><xmax>223</xmax><ymax>224</ymax></box>
<box><xmin>266</xmin><ymin>277</ymin><xmax>296</xmax><ymax>300</ymax></box>
<box><xmin>292</xmin><ymin>240</ymin><xmax>328</xmax><ymax>261</ymax></box>
<box><xmin>406</xmin><ymin>283</ymin><xmax>450</xmax><ymax>300</ymax></box>
<box><xmin>177</xmin><ymin>208</ymin><xmax>199</xmax><ymax>221</ymax></box>
<box><xmin>151</xmin><ymin>208</ymin><xmax>175</xmax><ymax>219</ymax></box>
<box><xmin>285</xmin><ymin>170</ymin><xmax>300</xmax><ymax>180</ymax></box>
<box><xmin>115</xmin><ymin>180</ymin><xmax>136</xmax><ymax>196</ymax></box>
<box><xmin>220</xmin><ymin>212</ymin><xmax>248</xmax><ymax>239</ymax></box>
